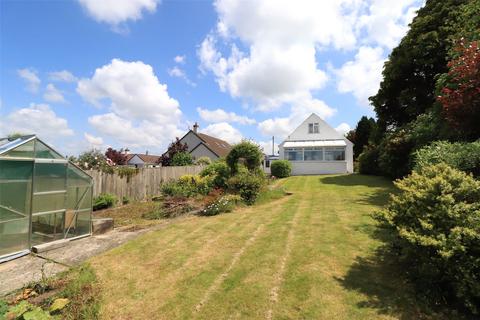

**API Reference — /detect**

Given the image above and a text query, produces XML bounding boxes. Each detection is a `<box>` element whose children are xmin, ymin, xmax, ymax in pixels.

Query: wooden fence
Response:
<box><xmin>87</xmin><ymin>166</ymin><xmax>204</xmax><ymax>201</ymax></box>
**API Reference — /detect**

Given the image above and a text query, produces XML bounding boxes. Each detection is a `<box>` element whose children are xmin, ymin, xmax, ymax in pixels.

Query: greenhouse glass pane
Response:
<box><xmin>33</xmin><ymin>162</ymin><xmax>67</xmax><ymax>193</ymax></box>
<box><xmin>2</xmin><ymin>140</ymin><xmax>35</xmax><ymax>159</ymax></box>
<box><xmin>32</xmin><ymin>193</ymin><xmax>66</xmax><ymax>214</ymax></box>
<box><xmin>0</xmin><ymin>160</ymin><xmax>33</xmax><ymax>217</ymax></box>
<box><xmin>0</xmin><ymin>217</ymin><xmax>29</xmax><ymax>257</ymax></box>
<box><xmin>0</xmin><ymin>160</ymin><xmax>32</xmax><ymax>257</ymax></box>
<box><xmin>66</xmin><ymin>186</ymin><xmax>91</xmax><ymax>210</ymax></box>
<box><xmin>75</xmin><ymin>211</ymin><xmax>91</xmax><ymax>236</ymax></box>
<box><xmin>31</xmin><ymin>211</ymin><xmax>65</xmax><ymax>245</ymax></box>
<box><xmin>34</xmin><ymin>140</ymin><xmax>64</xmax><ymax>159</ymax></box>
<box><xmin>67</xmin><ymin>165</ymin><xmax>91</xmax><ymax>187</ymax></box>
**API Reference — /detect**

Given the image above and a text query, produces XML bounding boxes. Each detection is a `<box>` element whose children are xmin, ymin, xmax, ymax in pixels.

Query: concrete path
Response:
<box><xmin>0</xmin><ymin>216</ymin><xmax>194</xmax><ymax>296</ymax></box>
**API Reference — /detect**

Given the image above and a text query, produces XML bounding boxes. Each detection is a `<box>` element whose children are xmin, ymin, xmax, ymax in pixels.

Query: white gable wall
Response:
<box><xmin>285</xmin><ymin>113</ymin><xmax>345</xmax><ymax>141</ymax></box>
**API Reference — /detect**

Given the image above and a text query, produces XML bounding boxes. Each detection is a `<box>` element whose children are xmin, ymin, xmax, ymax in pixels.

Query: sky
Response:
<box><xmin>0</xmin><ymin>0</ymin><xmax>423</xmax><ymax>156</ymax></box>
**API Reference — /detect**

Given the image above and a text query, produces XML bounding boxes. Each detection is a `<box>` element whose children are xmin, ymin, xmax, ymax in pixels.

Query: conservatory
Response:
<box><xmin>0</xmin><ymin>135</ymin><xmax>93</xmax><ymax>262</ymax></box>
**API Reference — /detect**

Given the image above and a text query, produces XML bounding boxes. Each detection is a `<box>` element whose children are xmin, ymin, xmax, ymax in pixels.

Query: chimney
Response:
<box><xmin>124</xmin><ymin>148</ymin><xmax>130</xmax><ymax>155</ymax></box>
<box><xmin>193</xmin><ymin>122</ymin><xmax>199</xmax><ymax>133</ymax></box>
<box><xmin>146</xmin><ymin>150</ymin><xmax>149</xmax><ymax>155</ymax></box>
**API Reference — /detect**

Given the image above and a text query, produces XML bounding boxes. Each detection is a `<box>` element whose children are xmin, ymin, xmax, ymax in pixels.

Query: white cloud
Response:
<box><xmin>84</xmin><ymin>132</ymin><xmax>104</xmax><ymax>148</ymax></box>
<box><xmin>199</xmin><ymin>0</ymin><xmax>422</xmax><ymax>112</ymax></box>
<box><xmin>174</xmin><ymin>55</ymin><xmax>186</xmax><ymax>64</ymax></box>
<box><xmin>335</xmin><ymin>123</ymin><xmax>351</xmax><ymax>135</ymax></box>
<box><xmin>197</xmin><ymin>107</ymin><xmax>255</xmax><ymax>125</ymax></box>
<box><xmin>48</xmin><ymin>70</ymin><xmax>78</xmax><ymax>83</ymax></box>
<box><xmin>335</xmin><ymin>46</ymin><xmax>385</xmax><ymax>106</ymax></box>
<box><xmin>0</xmin><ymin>103</ymin><xmax>74</xmax><ymax>141</ymax></box>
<box><xmin>358</xmin><ymin>0</ymin><xmax>420</xmax><ymax>49</ymax></box>
<box><xmin>202</xmin><ymin>122</ymin><xmax>242</xmax><ymax>144</ymax></box>
<box><xmin>77</xmin><ymin>59</ymin><xmax>183</xmax><ymax>151</ymax></box>
<box><xmin>43</xmin><ymin>83</ymin><xmax>66</xmax><ymax>103</ymax></box>
<box><xmin>258</xmin><ymin>98</ymin><xmax>336</xmax><ymax>140</ymax></box>
<box><xmin>168</xmin><ymin>66</ymin><xmax>196</xmax><ymax>86</ymax></box>
<box><xmin>78</xmin><ymin>0</ymin><xmax>158</xmax><ymax>31</ymax></box>
<box><xmin>17</xmin><ymin>68</ymin><xmax>41</xmax><ymax>93</ymax></box>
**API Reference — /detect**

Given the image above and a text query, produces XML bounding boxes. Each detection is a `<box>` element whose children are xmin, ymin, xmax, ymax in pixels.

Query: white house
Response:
<box><xmin>279</xmin><ymin>113</ymin><xmax>354</xmax><ymax>175</ymax></box>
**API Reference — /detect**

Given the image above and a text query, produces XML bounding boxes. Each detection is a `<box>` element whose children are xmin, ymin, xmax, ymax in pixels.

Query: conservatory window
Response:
<box><xmin>303</xmin><ymin>147</ymin><xmax>323</xmax><ymax>161</ymax></box>
<box><xmin>284</xmin><ymin>148</ymin><xmax>303</xmax><ymax>161</ymax></box>
<box><xmin>325</xmin><ymin>147</ymin><xmax>345</xmax><ymax>161</ymax></box>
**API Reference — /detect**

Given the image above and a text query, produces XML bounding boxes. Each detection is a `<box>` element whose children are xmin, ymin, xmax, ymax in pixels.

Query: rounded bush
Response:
<box><xmin>200</xmin><ymin>160</ymin><xmax>231</xmax><ymax>189</ymax></box>
<box><xmin>227</xmin><ymin>172</ymin><xmax>264</xmax><ymax>205</ymax></box>
<box><xmin>196</xmin><ymin>156</ymin><xmax>212</xmax><ymax>166</ymax></box>
<box><xmin>270</xmin><ymin>160</ymin><xmax>291</xmax><ymax>178</ymax></box>
<box><xmin>375</xmin><ymin>164</ymin><xmax>480</xmax><ymax>314</ymax></box>
<box><xmin>171</xmin><ymin>152</ymin><xmax>194</xmax><ymax>166</ymax></box>
<box><xmin>226</xmin><ymin>141</ymin><xmax>263</xmax><ymax>174</ymax></box>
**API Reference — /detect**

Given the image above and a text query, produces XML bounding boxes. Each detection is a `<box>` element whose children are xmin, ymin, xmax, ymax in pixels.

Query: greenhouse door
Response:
<box><xmin>31</xmin><ymin>160</ymin><xmax>68</xmax><ymax>246</ymax></box>
<box><xmin>0</xmin><ymin>160</ymin><xmax>33</xmax><ymax>259</ymax></box>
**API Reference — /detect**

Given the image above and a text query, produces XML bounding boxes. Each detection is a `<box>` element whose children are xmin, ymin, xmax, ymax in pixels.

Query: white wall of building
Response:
<box><xmin>279</xmin><ymin>113</ymin><xmax>354</xmax><ymax>175</ymax></box>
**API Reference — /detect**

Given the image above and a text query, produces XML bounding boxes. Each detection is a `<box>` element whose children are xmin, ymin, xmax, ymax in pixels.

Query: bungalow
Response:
<box><xmin>177</xmin><ymin>123</ymin><xmax>232</xmax><ymax>161</ymax></box>
<box><xmin>125</xmin><ymin>153</ymin><xmax>161</xmax><ymax>168</ymax></box>
<box><xmin>279</xmin><ymin>113</ymin><xmax>354</xmax><ymax>175</ymax></box>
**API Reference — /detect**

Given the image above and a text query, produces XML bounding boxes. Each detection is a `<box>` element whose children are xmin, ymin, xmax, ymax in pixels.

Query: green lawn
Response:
<box><xmin>89</xmin><ymin>175</ymin><xmax>440</xmax><ymax>319</ymax></box>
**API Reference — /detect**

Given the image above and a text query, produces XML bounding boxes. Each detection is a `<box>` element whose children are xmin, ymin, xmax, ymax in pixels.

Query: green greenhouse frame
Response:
<box><xmin>0</xmin><ymin>135</ymin><xmax>93</xmax><ymax>262</ymax></box>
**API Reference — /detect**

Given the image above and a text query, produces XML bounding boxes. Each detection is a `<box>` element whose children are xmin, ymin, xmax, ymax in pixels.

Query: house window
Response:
<box><xmin>284</xmin><ymin>148</ymin><xmax>303</xmax><ymax>161</ymax></box>
<box><xmin>303</xmin><ymin>147</ymin><xmax>323</xmax><ymax>161</ymax></box>
<box><xmin>325</xmin><ymin>147</ymin><xmax>345</xmax><ymax>161</ymax></box>
<box><xmin>308</xmin><ymin>123</ymin><xmax>319</xmax><ymax>134</ymax></box>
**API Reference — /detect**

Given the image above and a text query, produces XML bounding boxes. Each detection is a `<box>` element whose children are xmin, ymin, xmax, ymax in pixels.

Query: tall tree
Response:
<box><xmin>352</xmin><ymin>116</ymin><xmax>377</xmax><ymax>159</ymax></box>
<box><xmin>370</xmin><ymin>0</ymin><xmax>468</xmax><ymax>128</ymax></box>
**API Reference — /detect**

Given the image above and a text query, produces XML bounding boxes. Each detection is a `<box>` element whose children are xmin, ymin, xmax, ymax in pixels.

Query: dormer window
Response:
<box><xmin>308</xmin><ymin>122</ymin><xmax>319</xmax><ymax>134</ymax></box>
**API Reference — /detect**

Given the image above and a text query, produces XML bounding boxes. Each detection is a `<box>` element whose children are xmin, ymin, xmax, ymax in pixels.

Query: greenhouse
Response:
<box><xmin>0</xmin><ymin>135</ymin><xmax>93</xmax><ymax>262</ymax></box>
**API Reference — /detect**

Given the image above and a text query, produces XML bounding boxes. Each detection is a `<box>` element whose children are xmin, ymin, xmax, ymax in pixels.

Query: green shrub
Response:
<box><xmin>196</xmin><ymin>156</ymin><xmax>212</xmax><ymax>166</ymax></box>
<box><xmin>161</xmin><ymin>175</ymin><xmax>212</xmax><ymax>198</ymax></box>
<box><xmin>270</xmin><ymin>160</ymin><xmax>291</xmax><ymax>178</ymax></box>
<box><xmin>116</xmin><ymin>167</ymin><xmax>138</xmax><ymax>182</ymax></box>
<box><xmin>0</xmin><ymin>300</ymin><xmax>8</xmax><ymax>317</ymax></box>
<box><xmin>171</xmin><ymin>152</ymin><xmax>194</xmax><ymax>166</ymax></box>
<box><xmin>200</xmin><ymin>160</ymin><xmax>231</xmax><ymax>189</ymax></box>
<box><xmin>374</xmin><ymin>164</ymin><xmax>480</xmax><ymax>314</ymax></box>
<box><xmin>227</xmin><ymin>172</ymin><xmax>264</xmax><ymax>205</ymax></box>
<box><xmin>201</xmin><ymin>194</ymin><xmax>242</xmax><ymax>216</ymax></box>
<box><xmin>414</xmin><ymin>140</ymin><xmax>480</xmax><ymax>177</ymax></box>
<box><xmin>122</xmin><ymin>196</ymin><xmax>130</xmax><ymax>205</ymax></box>
<box><xmin>93</xmin><ymin>193</ymin><xmax>117</xmax><ymax>211</ymax></box>
<box><xmin>226</xmin><ymin>141</ymin><xmax>263</xmax><ymax>174</ymax></box>
<box><xmin>358</xmin><ymin>145</ymin><xmax>381</xmax><ymax>175</ymax></box>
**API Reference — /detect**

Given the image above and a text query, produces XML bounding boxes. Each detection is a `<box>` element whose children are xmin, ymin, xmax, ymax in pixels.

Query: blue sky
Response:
<box><xmin>0</xmin><ymin>0</ymin><xmax>423</xmax><ymax>156</ymax></box>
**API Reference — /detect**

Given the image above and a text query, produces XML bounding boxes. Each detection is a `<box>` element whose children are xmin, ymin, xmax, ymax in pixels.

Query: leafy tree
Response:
<box><xmin>105</xmin><ymin>148</ymin><xmax>127</xmax><ymax>165</ymax></box>
<box><xmin>351</xmin><ymin>116</ymin><xmax>376</xmax><ymax>159</ymax></box>
<box><xmin>171</xmin><ymin>152</ymin><xmax>194</xmax><ymax>166</ymax></box>
<box><xmin>159</xmin><ymin>138</ymin><xmax>188</xmax><ymax>166</ymax></box>
<box><xmin>370</xmin><ymin>0</ymin><xmax>468</xmax><ymax>128</ymax></box>
<box><xmin>437</xmin><ymin>40</ymin><xmax>480</xmax><ymax>140</ymax></box>
<box><xmin>76</xmin><ymin>149</ymin><xmax>113</xmax><ymax>173</ymax></box>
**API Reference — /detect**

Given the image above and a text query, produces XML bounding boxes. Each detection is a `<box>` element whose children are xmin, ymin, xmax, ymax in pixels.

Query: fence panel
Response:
<box><xmin>87</xmin><ymin>166</ymin><xmax>203</xmax><ymax>201</ymax></box>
